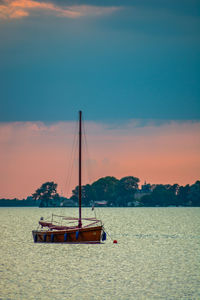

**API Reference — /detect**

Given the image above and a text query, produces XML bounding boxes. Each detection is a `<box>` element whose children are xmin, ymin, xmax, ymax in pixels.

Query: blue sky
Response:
<box><xmin>0</xmin><ymin>0</ymin><xmax>200</xmax><ymax>122</ymax></box>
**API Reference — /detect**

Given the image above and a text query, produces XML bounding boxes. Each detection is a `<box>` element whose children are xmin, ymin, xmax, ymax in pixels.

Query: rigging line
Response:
<box><xmin>82</xmin><ymin>117</ymin><xmax>93</xmax><ymax>185</ymax></box>
<box><xmin>95</xmin><ymin>206</ymin><xmax>104</xmax><ymax>223</ymax></box>
<box><xmin>82</xmin><ymin>118</ymin><xmax>97</xmax><ymax>219</ymax></box>
<box><xmin>65</xmin><ymin>135</ymin><xmax>78</xmax><ymax>197</ymax></box>
<box><xmin>102</xmin><ymin>225</ymin><xmax>115</xmax><ymax>242</ymax></box>
<box><xmin>65</xmin><ymin>129</ymin><xmax>78</xmax><ymax>198</ymax></box>
<box><xmin>82</xmin><ymin>117</ymin><xmax>105</xmax><ymax>224</ymax></box>
<box><xmin>63</xmin><ymin>117</ymin><xmax>79</xmax><ymax>197</ymax></box>
<box><xmin>63</xmin><ymin>125</ymin><xmax>76</xmax><ymax>196</ymax></box>
<box><xmin>82</xmin><ymin>117</ymin><xmax>99</xmax><ymax>221</ymax></box>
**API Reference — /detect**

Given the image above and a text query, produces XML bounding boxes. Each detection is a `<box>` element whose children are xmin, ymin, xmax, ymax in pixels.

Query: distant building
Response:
<box><xmin>61</xmin><ymin>198</ymin><xmax>77</xmax><ymax>207</ymax></box>
<box><xmin>134</xmin><ymin>182</ymin><xmax>153</xmax><ymax>201</ymax></box>
<box><xmin>94</xmin><ymin>201</ymin><xmax>108</xmax><ymax>207</ymax></box>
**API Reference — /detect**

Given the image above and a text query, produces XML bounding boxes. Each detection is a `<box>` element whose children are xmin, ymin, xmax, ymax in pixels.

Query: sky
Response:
<box><xmin>0</xmin><ymin>0</ymin><xmax>200</xmax><ymax>198</ymax></box>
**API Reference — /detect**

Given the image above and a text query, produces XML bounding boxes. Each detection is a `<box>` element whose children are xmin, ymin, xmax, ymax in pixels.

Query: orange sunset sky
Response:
<box><xmin>0</xmin><ymin>120</ymin><xmax>199</xmax><ymax>199</ymax></box>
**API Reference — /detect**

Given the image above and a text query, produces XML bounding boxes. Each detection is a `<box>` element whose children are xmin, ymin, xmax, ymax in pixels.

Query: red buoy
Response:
<box><xmin>113</xmin><ymin>240</ymin><xmax>118</xmax><ymax>244</ymax></box>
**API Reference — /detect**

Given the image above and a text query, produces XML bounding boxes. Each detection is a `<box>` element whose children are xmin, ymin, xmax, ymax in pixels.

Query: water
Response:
<box><xmin>0</xmin><ymin>207</ymin><xmax>200</xmax><ymax>300</ymax></box>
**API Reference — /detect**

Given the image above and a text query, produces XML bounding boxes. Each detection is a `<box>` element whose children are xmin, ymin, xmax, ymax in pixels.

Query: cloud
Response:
<box><xmin>0</xmin><ymin>120</ymin><xmax>199</xmax><ymax>198</ymax></box>
<box><xmin>0</xmin><ymin>0</ymin><xmax>120</xmax><ymax>19</ymax></box>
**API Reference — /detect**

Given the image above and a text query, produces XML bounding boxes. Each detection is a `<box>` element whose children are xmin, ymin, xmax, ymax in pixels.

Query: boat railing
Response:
<box><xmin>37</xmin><ymin>214</ymin><xmax>102</xmax><ymax>231</ymax></box>
<box><xmin>52</xmin><ymin>214</ymin><xmax>101</xmax><ymax>221</ymax></box>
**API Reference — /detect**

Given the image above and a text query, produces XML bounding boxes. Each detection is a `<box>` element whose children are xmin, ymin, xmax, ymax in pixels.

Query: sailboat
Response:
<box><xmin>32</xmin><ymin>111</ymin><xmax>106</xmax><ymax>243</ymax></box>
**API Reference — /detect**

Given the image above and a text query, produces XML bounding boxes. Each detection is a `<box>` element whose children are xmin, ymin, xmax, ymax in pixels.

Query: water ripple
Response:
<box><xmin>0</xmin><ymin>207</ymin><xmax>200</xmax><ymax>299</ymax></box>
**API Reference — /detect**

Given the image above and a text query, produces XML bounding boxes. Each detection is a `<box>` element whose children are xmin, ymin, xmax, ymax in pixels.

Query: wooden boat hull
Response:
<box><xmin>32</xmin><ymin>225</ymin><xmax>103</xmax><ymax>243</ymax></box>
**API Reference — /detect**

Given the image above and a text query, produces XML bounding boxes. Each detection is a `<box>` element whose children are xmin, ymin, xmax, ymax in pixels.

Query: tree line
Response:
<box><xmin>31</xmin><ymin>176</ymin><xmax>200</xmax><ymax>207</ymax></box>
<box><xmin>0</xmin><ymin>176</ymin><xmax>199</xmax><ymax>207</ymax></box>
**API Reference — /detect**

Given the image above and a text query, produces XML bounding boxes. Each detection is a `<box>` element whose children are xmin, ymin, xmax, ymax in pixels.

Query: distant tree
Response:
<box><xmin>141</xmin><ymin>183</ymin><xmax>152</xmax><ymax>193</ymax></box>
<box><xmin>141</xmin><ymin>184</ymin><xmax>178</xmax><ymax>207</ymax></box>
<box><xmin>70</xmin><ymin>177</ymin><xmax>200</xmax><ymax>208</ymax></box>
<box><xmin>70</xmin><ymin>176</ymin><xmax>119</xmax><ymax>206</ymax></box>
<box><xmin>71</xmin><ymin>184</ymin><xmax>95</xmax><ymax>206</ymax></box>
<box><xmin>82</xmin><ymin>184</ymin><xmax>95</xmax><ymax>206</ymax></box>
<box><xmin>177</xmin><ymin>184</ymin><xmax>191</xmax><ymax>206</ymax></box>
<box><xmin>117</xmin><ymin>176</ymin><xmax>140</xmax><ymax>206</ymax></box>
<box><xmin>169</xmin><ymin>184</ymin><xmax>180</xmax><ymax>195</ymax></box>
<box><xmin>188</xmin><ymin>181</ymin><xmax>200</xmax><ymax>206</ymax></box>
<box><xmin>32</xmin><ymin>181</ymin><xmax>60</xmax><ymax>207</ymax></box>
<box><xmin>140</xmin><ymin>194</ymin><xmax>154</xmax><ymax>207</ymax></box>
<box><xmin>91</xmin><ymin>176</ymin><xmax>119</xmax><ymax>206</ymax></box>
<box><xmin>70</xmin><ymin>186</ymin><xmax>79</xmax><ymax>203</ymax></box>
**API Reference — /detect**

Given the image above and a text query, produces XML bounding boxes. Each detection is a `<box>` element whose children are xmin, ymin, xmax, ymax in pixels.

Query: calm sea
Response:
<box><xmin>0</xmin><ymin>207</ymin><xmax>200</xmax><ymax>300</ymax></box>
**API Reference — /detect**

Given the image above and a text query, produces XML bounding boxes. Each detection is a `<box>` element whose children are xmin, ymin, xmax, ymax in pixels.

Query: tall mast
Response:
<box><xmin>78</xmin><ymin>110</ymin><xmax>82</xmax><ymax>228</ymax></box>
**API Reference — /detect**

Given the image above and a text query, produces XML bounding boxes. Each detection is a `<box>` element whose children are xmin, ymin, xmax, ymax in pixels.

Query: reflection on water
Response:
<box><xmin>0</xmin><ymin>207</ymin><xmax>200</xmax><ymax>299</ymax></box>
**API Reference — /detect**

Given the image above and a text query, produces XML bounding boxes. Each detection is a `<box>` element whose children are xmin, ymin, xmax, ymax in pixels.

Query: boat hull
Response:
<box><xmin>32</xmin><ymin>225</ymin><xmax>103</xmax><ymax>243</ymax></box>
